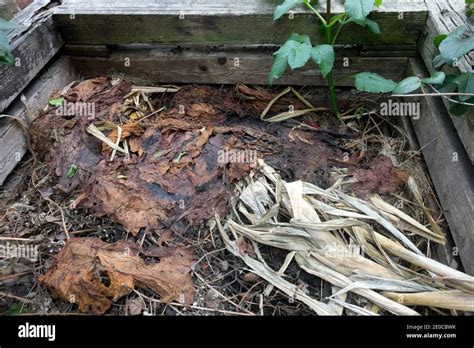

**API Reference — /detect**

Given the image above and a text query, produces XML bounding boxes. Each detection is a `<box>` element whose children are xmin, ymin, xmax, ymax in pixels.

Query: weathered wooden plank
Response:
<box><xmin>418</xmin><ymin>0</ymin><xmax>474</xmax><ymax>164</ymax></box>
<box><xmin>360</xmin><ymin>44</ymin><xmax>418</xmax><ymax>57</ymax></box>
<box><xmin>0</xmin><ymin>57</ymin><xmax>79</xmax><ymax>185</ymax></box>
<box><xmin>63</xmin><ymin>44</ymin><xmax>111</xmax><ymax>57</ymax></box>
<box><xmin>395</xmin><ymin>101</ymin><xmax>463</xmax><ymax>273</ymax></box>
<box><xmin>69</xmin><ymin>47</ymin><xmax>408</xmax><ymax>86</ymax></box>
<box><xmin>408</xmin><ymin>57</ymin><xmax>474</xmax><ymax>276</ymax></box>
<box><xmin>0</xmin><ymin>0</ymin><xmax>63</xmax><ymax>113</ymax></box>
<box><xmin>361</xmin><ymin>44</ymin><xmax>418</xmax><ymax>57</ymax></box>
<box><xmin>53</xmin><ymin>0</ymin><xmax>427</xmax><ymax>46</ymax></box>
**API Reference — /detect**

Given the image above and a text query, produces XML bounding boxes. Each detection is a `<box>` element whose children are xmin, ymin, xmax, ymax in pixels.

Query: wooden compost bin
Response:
<box><xmin>0</xmin><ymin>0</ymin><xmax>473</xmax><ymax>275</ymax></box>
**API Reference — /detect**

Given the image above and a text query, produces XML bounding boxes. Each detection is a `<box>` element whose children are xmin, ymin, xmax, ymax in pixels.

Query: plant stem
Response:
<box><xmin>326</xmin><ymin>72</ymin><xmax>341</xmax><ymax>122</ymax></box>
<box><xmin>304</xmin><ymin>1</ymin><xmax>327</xmax><ymax>26</ymax></box>
<box><xmin>332</xmin><ymin>14</ymin><xmax>348</xmax><ymax>45</ymax></box>
<box><xmin>324</xmin><ymin>0</ymin><xmax>342</xmax><ymax>123</ymax></box>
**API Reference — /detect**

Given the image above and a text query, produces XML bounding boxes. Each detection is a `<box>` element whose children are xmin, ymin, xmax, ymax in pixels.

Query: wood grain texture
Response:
<box><xmin>0</xmin><ymin>0</ymin><xmax>63</xmax><ymax>113</ymax></box>
<box><xmin>53</xmin><ymin>0</ymin><xmax>427</xmax><ymax>46</ymax></box>
<box><xmin>409</xmin><ymin>58</ymin><xmax>474</xmax><ymax>276</ymax></box>
<box><xmin>0</xmin><ymin>57</ymin><xmax>79</xmax><ymax>185</ymax></box>
<box><xmin>396</xmin><ymin>101</ymin><xmax>463</xmax><ymax>273</ymax></box>
<box><xmin>69</xmin><ymin>46</ymin><xmax>408</xmax><ymax>86</ymax></box>
<box><xmin>418</xmin><ymin>0</ymin><xmax>474</xmax><ymax>164</ymax></box>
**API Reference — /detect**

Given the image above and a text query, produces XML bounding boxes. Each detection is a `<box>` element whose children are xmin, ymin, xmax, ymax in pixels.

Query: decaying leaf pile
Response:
<box><xmin>217</xmin><ymin>160</ymin><xmax>474</xmax><ymax>315</ymax></box>
<box><xmin>38</xmin><ymin>238</ymin><xmax>194</xmax><ymax>315</ymax></box>
<box><xmin>28</xmin><ymin>77</ymin><xmax>460</xmax><ymax>315</ymax></box>
<box><xmin>30</xmin><ymin>78</ymin><xmax>407</xmax><ymax>236</ymax></box>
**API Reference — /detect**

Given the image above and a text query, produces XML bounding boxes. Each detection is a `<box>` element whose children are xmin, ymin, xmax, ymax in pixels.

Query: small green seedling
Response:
<box><xmin>174</xmin><ymin>151</ymin><xmax>187</xmax><ymax>163</ymax></box>
<box><xmin>270</xmin><ymin>0</ymin><xmax>448</xmax><ymax>122</ymax></box>
<box><xmin>67</xmin><ymin>164</ymin><xmax>78</xmax><ymax>178</ymax></box>
<box><xmin>49</xmin><ymin>98</ymin><xmax>65</xmax><ymax>107</ymax></box>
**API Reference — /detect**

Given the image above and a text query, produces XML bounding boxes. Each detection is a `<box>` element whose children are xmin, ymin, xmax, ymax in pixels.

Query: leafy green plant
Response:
<box><xmin>466</xmin><ymin>0</ymin><xmax>473</xmax><ymax>17</ymax></box>
<box><xmin>269</xmin><ymin>0</ymin><xmax>446</xmax><ymax>122</ymax></box>
<box><xmin>0</xmin><ymin>18</ymin><xmax>18</xmax><ymax>65</ymax></box>
<box><xmin>432</xmin><ymin>25</ymin><xmax>474</xmax><ymax>116</ymax></box>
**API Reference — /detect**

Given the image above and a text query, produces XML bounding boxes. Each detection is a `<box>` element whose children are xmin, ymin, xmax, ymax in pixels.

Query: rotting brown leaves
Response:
<box><xmin>38</xmin><ymin>238</ymin><xmax>195</xmax><ymax>315</ymax></box>
<box><xmin>30</xmin><ymin>77</ymin><xmax>132</xmax><ymax>192</ymax></box>
<box><xmin>31</xmin><ymin>81</ymin><xmax>405</xmax><ymax>237</ymax></box>
<box><xmin>349</xmin><ymin>155</ymin><xmax>409</xmax><ymax>199</ymax></box>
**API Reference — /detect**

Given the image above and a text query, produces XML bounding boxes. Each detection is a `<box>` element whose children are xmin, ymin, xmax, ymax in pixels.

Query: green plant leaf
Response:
<box><xmin>0</xmin><ymin>18</ymin><xmax>19</xmax><ymax>31</ymax></box>
<box><xmin>439</xmin><ymin>73</ymin><xmax>474</xmax><ymax>116</ymax></box>
<box><xmin>433</xmin><ymin>34</ymin><xmax>447</xmax><ymax>48</ymax></box>
<box><xmin>421</xmin><ymin>71</ymin><xmax>446</xmax><ymax>85</ymax></box>
<box><xmin>49</xmin><ymin>97</ymin><xmax>65</xmax><ymax>107</ymax></box>
<box><xmin>344</xmin><ymin>0</ymin><xmax>375</xmax><ymax>21</ymax></box>
<box><xmin>269</xmin><ymin>53</ymin><xmax>289</xmax><ymax>84</ymax></box>
<box><xmin>328</xmin><ymin>13</ymin><xmax>346</xmax><ymax>27</ymax></box>
<box><xmin>393</xmin><ymin>76</ymin><xmax>422</xmax><ymax>94</ymax></box>
<box><xmin>287</xmin><ymin>43</ymin><xmax>311</xmax><ymax>69</ymax></box>
<box><xmin>67</xmin><ymin>164</ymin><xmax>78</xmax><ymax>178</ymax></box>
<box><xmin>364</xmin><ymin>18</ymin><xmax>380</xmax><ymax>34</ymax></box>
<box><xmin>375</xmin><ymin>0</ymin><xmax>383</xmax><ymax>6</ymax></box>
<box><xmin>432</xmin><ymin>54</ymin><xmax>445</xmax><ymax>69</ymax></box>
<box><xmin>355</xmin><ymin>72</ymin><xmax>397</xmax><ymax>93</ymax></box>
<box><xmin>452</xmin><ymin>72</ymin><xmax>474</xmax><ymax>101</ymax></box>
<box><xmin>310</xmin><ymin>44</ymin><xmax>335</xmax><ymax>77</ymax></box>
<box><xmin>7</xmin><ymin>304</ymin><xmax>23</xmax><ymax>315</ymax></box>
<box><xmin>0</xmin><ymin>51</ymin><xmax>14</xmax><ymax>65</ymax></box>
<box><xmin>467</xmin><ymin>0</ymin><xmax>474</xmax><ymax>17</ymax></box>
<box><xmin>439</xmin><ymin>74</ymin><xmax>458</xmax><ymax>93</ymax></box>
<box><xmin>449</xmin><ymin>97</ymin><xmax>474</xmax><ymax>116</ymax></box>
<box><xmin>274</xmin><ymin>0</ymin><xmax>305</xmax><ymax>20</ymax></box>
<box><xmin>439</xmin><ymin>25</ymin><xmax>474</xmax><ymax>65</ymax></box>
<box><xmin>350</xmin><ymin>18</ymin><xmax>380</xmax><ymax>34</ymax></box>
<box><xmin>0</xmin><ymin>31</ymin><xmax>10</xmax><ymax>53</ymax></box>
<box><xmin>269</xmin><ymin>34</ymin><xmax>312</xmax><ymax>84</ymax></box>
<box><xmin>274</xmin><ymin>37</ymin><xmax>312</xmax><ymax>70</ymax></box>
<box><xmin>288</xmin><ymin>33</ymin><xmax>312</xmax><ymax>45</ymax></box>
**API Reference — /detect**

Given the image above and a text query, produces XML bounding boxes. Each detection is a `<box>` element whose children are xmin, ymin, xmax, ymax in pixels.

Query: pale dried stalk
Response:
<box><xmin>220</xmin><ymin>161</ymin><xmax>473</xmax><ymax>315</ymax></box>
<box><xmin>383</xmin><ymin>290</ymin><xmax>474</xmax><ymax>311</ymax></box>
<box><xmin>358</xmin><ymin>228</ymin><xmax>474</xmax><ymax>293</ymax></box>
<box><xmin>217</xmin><ymin>216</ymin><xmax>337</xmax><ymax>315</ymax></box>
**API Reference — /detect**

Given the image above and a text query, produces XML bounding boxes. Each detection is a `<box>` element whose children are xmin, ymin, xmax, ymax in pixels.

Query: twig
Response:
<box><xmin>393</xmin><ymin>88</ymin><xmax>474</xmax><ymax>107</ymax></box>
<box><xmin>0</xmin><ymin>236</ymin><xmax>32</xmax><ymax>242</ymax></box>
<box><xmin>132</xmin><ymin>290</ymin><xmax>255</xmax><ymax>316</ymax></box>
<box><xmin>195</xmin><ymin>272</ymin><xmax>255</xmax><ymax>315</ymax></box>
<box><xmin>391</xmin><ymin>92</ymin><xmax>474</xmax><ymax>98</ymax></box>
<box><xmin>0</xmin><ymin>292</ymin><xmax>33</xmax><ymax>304</ymax></box>
<box><xmin>0</xmin><ymin>271</ymin><xmax>33</xmax><ymax>282</ymax></box>
<box><xmin>31</xmin><ymin>167</ymin><xmax>70</xmax><ymax>239</ymax></box>
<box><xmin>137</xmin><ymin>106</ymin><xmax>166</xmax><ymax>123</ymax></box>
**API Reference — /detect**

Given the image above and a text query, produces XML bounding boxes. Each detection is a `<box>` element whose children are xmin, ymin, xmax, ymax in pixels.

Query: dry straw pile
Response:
<box><xmin>216</xmin><ymin>160</ymin><xmax>474</xmax><ymax>316</ymax></box>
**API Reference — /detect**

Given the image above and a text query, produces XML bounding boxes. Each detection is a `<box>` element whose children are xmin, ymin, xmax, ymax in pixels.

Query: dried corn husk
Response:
<box><xmin>217</xmin><ymin>160</ymin><xmax>474</xmax><ymax>315</ymax></box>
